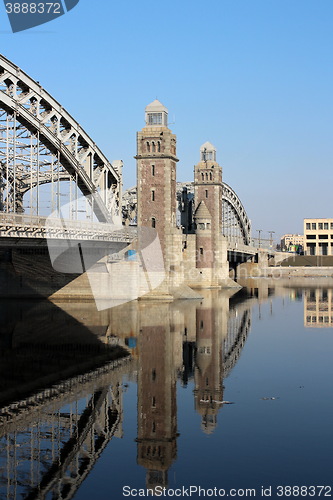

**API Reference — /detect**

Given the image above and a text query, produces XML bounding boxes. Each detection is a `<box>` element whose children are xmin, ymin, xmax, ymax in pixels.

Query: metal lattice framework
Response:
<box><xmin>123</xmin><ymin>182</ymin><xmax>252</xmax><ymax>246</ymax></box>
<box><xmin>222</xmin><ymin>182</ymin><xmax>251</xmax><ymax>245</ymax></box>
<box><xmin>0</xmin><ymin>53</ymin><xmax>121</xmax><ymax>222</ymax></box>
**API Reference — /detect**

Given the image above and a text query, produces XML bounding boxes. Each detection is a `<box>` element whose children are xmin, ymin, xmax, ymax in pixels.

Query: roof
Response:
<box><xmin>194</xmin><ymin>200</ymin><xmax>212</xmax><ymax>219</ymax></box>
<box><xmin>200</xmin><ymin>141</ymin><xmax>216</xmax><ymax>152</ymax></box>
<box><xmin>145</xmin><ymin>99</ymin><xmax>168</xmax><ymax>113</ymax></box>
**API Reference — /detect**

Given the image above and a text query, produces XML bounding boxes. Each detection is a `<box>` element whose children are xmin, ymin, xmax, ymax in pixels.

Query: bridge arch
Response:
<box><xmin>222</xmin><ymin>183</ymin><xmax>251</xmax><ymax>245</ymax></box>
<box><xmin>123</xmin><ymin>182</ymin><xmax>252</xmax><ymax>245</ymax></box>
<box><xmin>0</xmin><ymin>54</ymin><xmax>121</xmax><ymax>221</ymax></box>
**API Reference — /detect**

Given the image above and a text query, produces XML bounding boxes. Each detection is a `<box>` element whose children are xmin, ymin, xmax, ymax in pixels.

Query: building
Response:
<box><xmin>135</xmin><ymin>100</ymin><xmax>230</xmax><ymax>293</ymax></box>
<box><xmin>304</xmin><ymin>218</ymin><xmax>333</xmax><ymax>256</ymax></box>
<box><xmin>280</xmin><ymin>234</ymin><xmax>304</xmax><ymax>252</ymax></box>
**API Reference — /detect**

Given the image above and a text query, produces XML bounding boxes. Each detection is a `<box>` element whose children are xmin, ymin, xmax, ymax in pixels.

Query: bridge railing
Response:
<box><xmin>0</xmin><ymin>213</ymin><xmax>136</xmax><ymax>242</ymax></box>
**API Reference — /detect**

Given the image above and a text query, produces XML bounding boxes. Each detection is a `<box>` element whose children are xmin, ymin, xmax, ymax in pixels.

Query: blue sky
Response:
<box><xmin>1</xmin><ymin>0</ymin><xmax>332</xmax><ymax>240</ymax></box>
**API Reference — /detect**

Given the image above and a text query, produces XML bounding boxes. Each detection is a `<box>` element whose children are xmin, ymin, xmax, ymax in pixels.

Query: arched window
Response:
<box><xmin>201</xmin><ymin>173</ymin><xmax>204</xmax><ymax>181</ymax></box>
<box><xmin>206</xmin><ymin>172</ymin><xmax>208</xmax><ymax>180</ymax></box>
<box><xmin>152</xmin><ymin>142</ymin><xmax>156</xmax><ymax>152</ymax></box>
<box><xmin>210</xmin><ymin>172</ymin><xmax>213</xmax><ymax>180</ymax></box>
<box><xmin>146</xmin><ymin>141</ymin><xmax>150</xmax><ymax>152</ymax></box>
<box><xmin>157</xmin><ymin>141</ymin><xmax>161</xmax><ymax>152</ymax></box>
<box><xmin>151</xmin><ymin>217</ymin><xmax>156</xmax><ymax>228</ymax></box>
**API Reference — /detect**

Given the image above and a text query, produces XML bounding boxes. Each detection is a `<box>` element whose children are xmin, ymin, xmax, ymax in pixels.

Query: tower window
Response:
<box><xmin>200</xmin><ymin>247</ymin><xmax>204</xmax><ymax>255</ymax></box>
<box><xmin>152</xmin><ymin>396</ymin><xmax>156</xmax><ymax>408</ymax></box>
<box><xmin>201</xmin><ymin>173</ymin><xmax>204</xmax><ymax>181</ymax></box>
<box><xmin>151</xmin><ymin>190</ymin><xmax>155</xmax><ymax>201</ymax></box>
<box><xmin>210</xmin><ymin>172</ymin><xmax>212</xmax><ymax>180</ymax></box>
<box><xmin>146</xmin><ymin>141</ymin><xmax>150</xmax><ymax>152</ymax></box>
<box><xmin>205</xmin><ymin>189</ymin><xmax>208</xmax><ymax>198</ymax></box>
<box><xmin>152</xmin><ymin>217</ymin><xmax>156</xmax><ymax>228</ymax></box>
<box><xmin>152</xmin><ymin>142</ymin><xmax>156</xmax><ymax>152</ymax></box>
<box><xmin>152</xmin><ymin>164</ymin><xmax>155</xmax><ymax>176</ymax></box>
<box><xmin>148</xmin><ymin>112</ymin><xmax>163</xmax><ymax>125</ymax></box>
<box><xmin>157</xmin><ymin>141</ymin><xmax>161</xmax><ymax>152</ymax></box>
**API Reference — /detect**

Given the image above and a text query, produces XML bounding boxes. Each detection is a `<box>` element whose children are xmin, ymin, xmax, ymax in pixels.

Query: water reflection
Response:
<box><xmin>304</xmin><ymin>288</ymin><xmax>333</xmax><ymax>327</ymax></box>
<box><xmin>0</xmin><ymin>282</ymin><xmax>332</xmax><ymax>498</ymax></box>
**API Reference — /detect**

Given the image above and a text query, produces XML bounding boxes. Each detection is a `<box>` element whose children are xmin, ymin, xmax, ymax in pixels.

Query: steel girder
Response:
<box><xmin>123</xmin><ymin>182</ymin><xmax>252</xmax><ymax>245</ymax></box>
<box><xmin>222</xmin><ymin>183</ymin><xmax>251</xmax><ymax>245</ymax></box>
<box><xmin>0</xmin><ymin>53</ymin><xmax>121</xmax><ymax>222</ymax></box>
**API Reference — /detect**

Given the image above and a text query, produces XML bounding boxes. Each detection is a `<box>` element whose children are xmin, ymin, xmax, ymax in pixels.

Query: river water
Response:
<box><xmin>0</xmin><ymin>280</ymin><xmax>332</xmax><ymax>499</ymax></box>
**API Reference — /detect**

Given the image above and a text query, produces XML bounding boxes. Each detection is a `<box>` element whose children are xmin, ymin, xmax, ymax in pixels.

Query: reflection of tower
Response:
<box><xmin>137</xmin><ymin>303</ymin><xmax>178</xmax><ymax>490</ymax></box>
<box><xmin>194</xmin><ymin>293</ymin><xmax>224</xmax><ymax>434</ymax></box>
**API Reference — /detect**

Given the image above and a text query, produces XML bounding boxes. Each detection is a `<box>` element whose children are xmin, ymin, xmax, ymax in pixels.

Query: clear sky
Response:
<box><xmin>1</xmin><ymin>0</ymin><xmax>332</xmax><ymax>240</ymax></box>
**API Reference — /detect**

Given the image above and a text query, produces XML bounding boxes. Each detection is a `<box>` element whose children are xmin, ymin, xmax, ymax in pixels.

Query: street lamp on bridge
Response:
<box><xmin>256</xmin><ymin>229</ymin><xmax>262</xmax><ymax>248</ymax></box>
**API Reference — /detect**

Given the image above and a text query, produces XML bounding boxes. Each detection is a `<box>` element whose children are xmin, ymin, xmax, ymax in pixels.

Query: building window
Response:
<box><xmin>205</xmin><ymin>189</ymin><xmax>208</xmax><ymax>198</ymax></box>
<box><xmin>306</xmin><ymin>223</ymin><xmax>310</xmax><ymax>230</ymax></box>
<box><xmin>331</xmin><ymin>223</ymin><xmax>333</xmax><ymax>230</ymax></box>
<box><xmin>324</xmin><ymin>222</ymin><xmax>329</xmax><ymax>230</ymax></box>
<box><xmin>201</xmin><ymin>173</ymin><xmax>204</xmax><ymax>181</ymax></box>
<box><xmin>152</xmin><ymin>369</ymin><xmax>156</xmax><ymax>381</ymax></box>
<box><xmin>312</xmin><ymin>223</ymin><xmax>316</xmax><ymax>230</ymax></box>
<box><xmin>306</xmin><ymin>235</ymin><xmax>316</xmax><ymax>239</ymax></box>
<box><xmin>152</xmin><ymin>397</ymin><xmax>156</xmax><ymax>408</ymax></box>
<box><xmin>319</xmin><ymin>223</ymin><xmax>323</xmax><ymax>230</ymax></box>
<box><xmin>210</xmin><ymin>172</ymin><xmax>212</xmax><ymax>180</ymax></box>
<box><xmin>200</xmin><ymin>247</ymin><xmax>203</xmax><ymax>255</ymax></box>
<box><xmin>151</xmin><ymin>190</ymin><xmax>155</xmax><ymax>201</ymax></box>
<box><xmin>157</xmin><ymin>141</ymin><xmax>161</xmax><ymax>152</ymax></box>
<box><xmin>152</xmin><ymin>217</ymin><xmax>156</xmax><ymax>228</ymax></box>
<box><xmin>152</xmin><ymin>141</ymin><xmax>156</xmax><ymax>152</ymax></box>
<box><xmin>146</xmin><ymin>141</ymin><xmax>150</xmax><ymax>152</ymax></box>
<box><xmin>152</xmin><ymin>422</ymin><xmax>156</xmax><ymax>433</ymax></box>
<box><xmin>151</xmin><ymin>164</ymin><xmax>155</xmax><ymax>176</ymax></box>
<box><xmin>319</xmin><ymin>234</ymin><xmax>328</xmax><ymax>239</ymax></box>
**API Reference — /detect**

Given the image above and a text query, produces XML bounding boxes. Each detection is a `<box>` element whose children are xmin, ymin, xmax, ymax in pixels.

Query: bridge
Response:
<box><xmin>0</xmin><ymin>52</ymin><xmax>266</xmax><ymax>281</ymax></box>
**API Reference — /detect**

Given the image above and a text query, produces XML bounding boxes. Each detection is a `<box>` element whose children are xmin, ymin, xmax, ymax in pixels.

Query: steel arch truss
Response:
<box><xmin>0</xmin><ymin>54</ymin><xmax>121</xmax><ymax>222</ymax></box>
<box><xmin>222</xmin><ymin>183</ymin><xmax>251</xmax><ymax>245</ymax></box>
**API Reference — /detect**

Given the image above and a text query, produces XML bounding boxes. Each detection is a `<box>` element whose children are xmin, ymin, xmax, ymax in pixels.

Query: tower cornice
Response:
<box><xmin>134</xmin><ymin>154</ymin><xmax>179</xmax><ymax>162</ymax></box>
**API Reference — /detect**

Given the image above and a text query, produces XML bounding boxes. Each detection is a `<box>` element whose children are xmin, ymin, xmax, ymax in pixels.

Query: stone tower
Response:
<box><xmin>193</xmin><ymin>201</ymin><xmax>213</xmax><ymax>269</ymax></box>
<box><xmin>191</xmin><ymin>142</ymin><xmax>227</xmax><ymax>286</ymax></box>
<box><xmin>194</xmin><ymin>142</ymin><xmax>223</xmax><ymax>238</ymax></box>
<box><xmin>135</xmin><ymin>100</ymin><xmax>178</xmax><ymax>261</ymax></box>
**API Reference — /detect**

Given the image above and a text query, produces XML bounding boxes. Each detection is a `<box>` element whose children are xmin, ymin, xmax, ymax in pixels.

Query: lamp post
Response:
<box><xmin>268</xmin><ymin>231</ymin><xmax>275</xmax><ymax>249</ymax></box>
<box><xmin>256</xmin><ymin>229</ymin><xmax>262</xmax><ymax>248</ymax></box>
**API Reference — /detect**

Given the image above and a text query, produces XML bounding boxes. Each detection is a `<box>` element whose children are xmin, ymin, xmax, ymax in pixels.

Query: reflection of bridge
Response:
<box><xmin>0</xmin><ymin>53</ymin><xmax>262</xmax><ymax>267</ymax></box>
<box><xmin>0</xmin><ymin>357</ymin><xmax>133</xmax><ymax>500</ymax></box>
